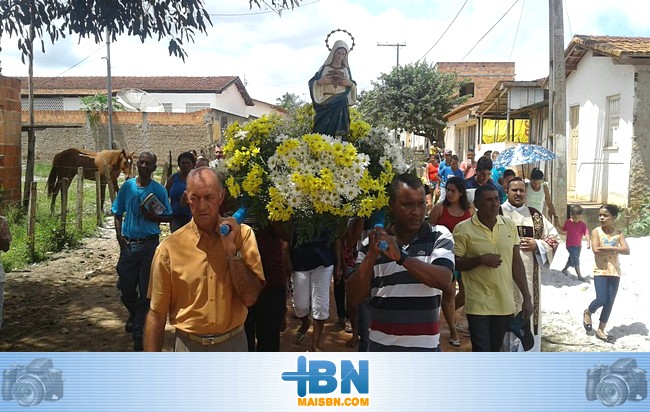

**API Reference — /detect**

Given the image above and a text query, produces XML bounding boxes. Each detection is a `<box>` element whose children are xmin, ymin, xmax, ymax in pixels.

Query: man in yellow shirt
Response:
<box><xmin>144</xmin><ymin>167</ymin><xmax>265</xmax><ymax>351</ymax></box>
<box><xmin>453</xmin><ymin>185</ymin><xmax>533</xmax><ymax>352</ymax></box>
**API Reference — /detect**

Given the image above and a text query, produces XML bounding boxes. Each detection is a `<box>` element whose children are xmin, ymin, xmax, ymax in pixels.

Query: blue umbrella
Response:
<box><xmin>493</xmin><ymin>144</ymin><xmax>557</xmax><ymax>168</ymax></box>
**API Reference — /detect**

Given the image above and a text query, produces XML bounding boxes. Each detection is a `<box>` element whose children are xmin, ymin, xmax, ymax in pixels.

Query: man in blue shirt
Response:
<box><xmin>465</xmin><ymin>156</ymin><xmax>506</xmax><ymax>204</ymax></box>
<box><xmin>437</xmin><ymin>155</ymin><xmax>464</xmax><ymax>203</ymax></box>
<box><xmin>112</xmin><ymin>151</ymin><xmax>172</xmax><ymax>351</ymax></box>
<box><xmin>438</xmin><ymin>148</ymin><xmax>453</xmax><ymax>171</ymax></box>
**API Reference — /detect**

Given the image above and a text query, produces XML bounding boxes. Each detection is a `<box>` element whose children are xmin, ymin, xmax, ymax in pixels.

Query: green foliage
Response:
<box><xmin>80</xmin><ymin>94</ymin><xmax>125</xmax><ymax>112</ymax></box>
<box><xmin>358</xmin><ymin>61</ymin><xmax>469</xmax><ymax>142</ymax></box>
<box><xmin>626</xmin><ymin>204</ymin><xmax>650</xmax><ymax>237</ymax></box>
<box><xmin>275</xmin><ymin>92</ymin><xmax>305</xmax><ymax>111</ymax></box>
<box><xmin>0</xmin><ymin>0</ymin><xmax>213</xmax><ymax>64</ymax></box>
<box><xmin>1</xmin><ymin>164</ymin><xmax>116</xmax><ymax>272</ymax></box>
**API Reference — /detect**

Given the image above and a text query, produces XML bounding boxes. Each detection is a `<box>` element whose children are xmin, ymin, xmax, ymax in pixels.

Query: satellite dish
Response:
<box><xmin>116</xmin><ymin>88</ymin><xmax>165</xmax><ymax>112</ymax></box>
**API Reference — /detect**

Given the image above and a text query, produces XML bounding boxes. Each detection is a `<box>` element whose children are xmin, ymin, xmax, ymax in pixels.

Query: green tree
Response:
<box><xmin>0</xmin><ymin>0</ymin><xmax>300</xmax><ymax>208</ymax></box>
<box><xmin>275</xmin><ymin>92</ymin><xmax>305</xmax><ymax>111</ymax></box>
<box><xmin>80</xmin><ymin>93</ymin><xmax>125</xmax><ymax>112</ymax></box>
<box><xmin>358</xmin><ymin>61</ymin><xmax>468</xmax><ymax>144</ymax></box>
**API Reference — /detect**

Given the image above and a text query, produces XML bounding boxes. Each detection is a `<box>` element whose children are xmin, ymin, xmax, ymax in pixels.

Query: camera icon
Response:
<box><xmin>2</xmin><ymin>358</ymin><xmax>64</xmax><ymax>407</ymax></box>
<box><xmin>586</xmin><ymin>358</ymin><xmax>647</xmax><ymax>407</ymax></box>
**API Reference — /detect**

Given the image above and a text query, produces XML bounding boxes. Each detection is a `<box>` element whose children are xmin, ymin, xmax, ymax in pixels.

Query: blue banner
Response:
<box><xmin>0</xmin><ymin>353</ymin><xmax>647</xmax><ymax>410</ymax></box>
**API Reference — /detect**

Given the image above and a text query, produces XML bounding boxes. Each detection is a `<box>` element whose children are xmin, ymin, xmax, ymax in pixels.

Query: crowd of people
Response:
<box><xmin>102</xmin><ymin>142</ymin><xmax>631</xmax><ymax>353</ymax></box>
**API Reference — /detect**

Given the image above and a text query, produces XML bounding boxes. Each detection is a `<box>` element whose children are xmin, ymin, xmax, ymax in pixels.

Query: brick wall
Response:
<box><xmin>0</xmin><ymin>76</ymin><xmax>22</xmax><ymax>205</ymax></box>
<box><xmin>436</xmin><ymin>62</ymin><xmax>516</xmax><ymax>105</ymax></box>
<box><xmin>19</xmin><ymin>109</ymin><xmax>242</xmax><ymax>163</ymax></box>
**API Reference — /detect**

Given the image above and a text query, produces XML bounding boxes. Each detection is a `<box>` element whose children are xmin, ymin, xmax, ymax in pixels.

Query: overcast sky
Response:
<box><xmin>2</xmin><ymin>0</ymin><xmax>649</xmax><ymax>104</ymax></box>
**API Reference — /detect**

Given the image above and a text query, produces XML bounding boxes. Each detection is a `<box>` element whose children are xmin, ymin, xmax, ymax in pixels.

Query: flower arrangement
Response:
<box><xmin>221</xmin><ymin>112</ymin><xmax>412</xmax><ymax>243</ymax></box>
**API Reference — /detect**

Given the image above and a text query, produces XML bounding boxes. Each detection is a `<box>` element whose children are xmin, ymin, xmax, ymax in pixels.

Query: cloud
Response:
<box><xmin>1</xmin><ymin>0</ymin><xmax>649</xmax><ymax>104</ymax></box>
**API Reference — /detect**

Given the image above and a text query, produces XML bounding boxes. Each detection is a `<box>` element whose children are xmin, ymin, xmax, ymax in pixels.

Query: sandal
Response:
<box><xmin>596</xmin><ymin>330</ymin><xmax>615</xmax><ymax>344</ymax></box>
<box><xmin>583</xmin><ymin>309</ymin><xmax>592</xmax><ymax>333</ymax></box>
<box><xmin>295</xmin><ymin>326</ymin><xmax>308</xmax><ymax>344</ymax></box>
<box><xmin>449</xmin><ymin>338</ymin><xmax>461</xmax><ymax>347</ymax></box>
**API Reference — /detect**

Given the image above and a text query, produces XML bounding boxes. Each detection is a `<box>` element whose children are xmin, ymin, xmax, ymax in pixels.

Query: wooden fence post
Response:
<box><xmin>60</xmin><ymin>178</ymin><xmax>69</xmax><ymax>233</ymax></box>
<box><xmin>105</xmin><ymin>164</ymin><xmax>116</xmax><ymax>203</ymax></box>
<box><xmin>76</xmin><ymin>167</ymin><xmax>84</xmax><ymax>233</ymax></box>
<box><xmin>161</xmin><ymin>162</ymin><xmax>169</xmax><ymax>186</ymax></box>
<box><xmin>95</xmin><ymin>171</ymin><xmax>103</xmax><ymax>227</ymax></box>
<box><xmin>27</xmin><ymin>181</ymin><xmax>37</xmax><ymax>258</ymax></box>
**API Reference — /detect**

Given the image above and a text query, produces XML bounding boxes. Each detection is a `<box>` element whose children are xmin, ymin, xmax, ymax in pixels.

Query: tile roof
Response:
<box><xmin>566</xmin><ymin>35</ymin><xmax>650</xmax><ymax>77</ymax></box>
<box><xmin>19</xmin><ymin>76</ymin><xmax>254</xmax><ymax>105</ymax></box>
<box><xmin>571</xmin><ymin>35</ymin><xmax>650</xmax><ymax>57</ymax></box>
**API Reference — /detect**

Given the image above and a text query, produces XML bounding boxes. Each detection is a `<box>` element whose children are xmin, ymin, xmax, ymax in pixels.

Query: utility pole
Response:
<box><xmin>549</xmin><ymin>0</ymin><xmax>567</xmax><ymax>222</ymax></box>
<box><xmin>377</xmin><ymin>42</ymin><xmax>406</xmax><ymax>67</ymax></box>
<box><xmin>106</xmin><ymin>27</ymin><xmax>114</xmax><ymax>150</ymax></box>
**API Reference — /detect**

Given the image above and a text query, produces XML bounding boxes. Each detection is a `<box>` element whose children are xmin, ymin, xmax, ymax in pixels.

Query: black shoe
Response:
<box><xmin>125</xmin><ymin>316</ymin><xmax>134</xmax><ymax>333</ymax></box>
<box><xmin>133</xmin><ymin>339</ymin><xmax>144</xmax><ymax>352</ymax></box>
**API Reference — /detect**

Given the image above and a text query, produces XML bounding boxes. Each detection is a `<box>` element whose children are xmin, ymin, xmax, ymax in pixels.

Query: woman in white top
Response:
<box><xmin>526</xmin><ymin>168</ymin><xmax>559</xmax><ymax>225</ymax></box>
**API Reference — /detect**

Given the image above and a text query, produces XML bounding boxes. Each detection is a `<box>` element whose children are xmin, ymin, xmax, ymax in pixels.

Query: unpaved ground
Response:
<box><xmin>542</xmin><ymin>237</ymin><xmax>650</xmax><ymax>352</ymax></box>
<box><xmin>6</xmin><ymin>217</ymin><xmax>646</xmax><ymax>352</ymax></box>
<box><xmin>0</xmin><ymin>218</ymin><xmax>467</xmax><ymax>352</ymax></box>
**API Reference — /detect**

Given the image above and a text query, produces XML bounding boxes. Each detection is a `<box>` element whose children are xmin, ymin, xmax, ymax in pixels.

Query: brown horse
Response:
<box><xmin>47</xmin><ymin>148</ymin><xmax>134</xmax><ymax>213</ymax></box>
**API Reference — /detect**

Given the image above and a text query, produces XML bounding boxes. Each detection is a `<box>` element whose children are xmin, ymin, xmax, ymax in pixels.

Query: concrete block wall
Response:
<box><xmin>0</xmin><ymin>76</ymin><xmax>22</xmax><ymax>205</ymax></box>
<box><xmin>19</xmin><ymin>109</ymin><xmax>231</xmax><ymax>164</ymax></box>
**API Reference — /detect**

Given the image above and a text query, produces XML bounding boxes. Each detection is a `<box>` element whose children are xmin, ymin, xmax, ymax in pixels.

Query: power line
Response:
<box><xmin>417</xmin><ymin>0</ymin><xmax>468</xmax><ymax>63</ymax></box>
<box><xmin>56</xmin><ymin>45</ymin><xmax>106</xmax><ymax>77</ymax></box>
<box><xmin>565</xmin><ymin>0</ymin><xmax>573</xmax><ymax>39</ymax></box>
<box><xmin>461</xmin><ymin>0</ymin><xmax>519</xmax><ymax>61</ymax></box>
<box><xmin>509</xmin><ymin>0</ymin><xmax>526</xmax><ymax>60</ymax></box>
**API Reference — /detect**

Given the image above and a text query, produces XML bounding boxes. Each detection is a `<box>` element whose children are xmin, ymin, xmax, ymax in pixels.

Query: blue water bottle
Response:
<box><xmin>371</xmin><ymin>210</ymin><xmax>389</xmax><ymax>251</ymax></box>
<box><xmin>220</xmin><ymin>206</ymin><xmax>247</xmax><ymax>235</ymax></box>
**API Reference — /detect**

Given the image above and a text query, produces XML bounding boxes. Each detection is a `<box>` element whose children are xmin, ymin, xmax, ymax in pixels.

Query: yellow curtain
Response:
<box><xmin>482</xmin><ymin>119</ymin><xmax>529</xmax><ymax>143</ymax></box>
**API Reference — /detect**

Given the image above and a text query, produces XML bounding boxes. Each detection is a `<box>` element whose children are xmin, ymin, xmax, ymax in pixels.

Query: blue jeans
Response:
<box><xmin>116</xmin><ymin>238</ymin><xmax>159</xmax><ymax>342</ymax></box>
<box><xmin>566</xmin><ymin>246</ymin><xmax>581</xmax><ymax>267</ymax></box>
<box><xmin>589</xmin><ymin>276</ymin><xmax>620</xmax><ymax>324</ymax></box>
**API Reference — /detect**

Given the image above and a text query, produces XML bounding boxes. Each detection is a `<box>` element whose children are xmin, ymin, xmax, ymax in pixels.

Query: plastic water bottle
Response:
<box><xmin>371</xmin><ymin>210</ymin><xmax>389</xmax><ymax>251</ymax></box>
<box><xmin>220</xmin><ymin>207</ymin><xmax>246</xmax><ymax>235</ymax></box>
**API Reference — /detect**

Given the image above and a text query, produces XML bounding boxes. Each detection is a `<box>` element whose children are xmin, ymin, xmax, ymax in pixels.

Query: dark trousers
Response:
<box><xmin>467</xmin><ymin>314</ymin><xmax>513</xmax><ymax>352</ymax></box>
<box><xmin>357</xmin><ymin>296</ymin><xmax>371</xmax><ymax>352</ymax></box>
<box><xmin>589</xmin><ymin>276</ymin><xmax>620</xmax><ymax>324</ymax></box>
<box><xmin>116</xmin><ymin>238</ymin><xmax>158</xmax><ymax>343</ymax></box>
<box><xmin>245</xmin><ymin>284</ymin><xmax>286</xmax><ymax>352</ymax></box>
<box><xmin>334</xmin><ymin>277</ymin><xmax>347</xmax><ymax>320</ymax></box>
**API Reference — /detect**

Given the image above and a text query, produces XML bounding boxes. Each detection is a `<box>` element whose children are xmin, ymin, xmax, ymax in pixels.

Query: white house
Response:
<box><xmin>19</xmin><ymin>76</ymin><xmax>282</xmax><ymax>120</ymax></box>
<box><xmin>564</xmin><ymin>35</ymin><xmax>650</xmax><ymax>209</ymax></box>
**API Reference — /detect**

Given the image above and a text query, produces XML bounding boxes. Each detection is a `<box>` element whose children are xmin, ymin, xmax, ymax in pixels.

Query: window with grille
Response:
<box><xmin>161</xmin><ymin>103</ymin><xmax>172</xmax><ymax>112</ymax></box>
<box><xmin>185</xmin><ymin>103</ymin><xmax>210</xmax><ymax>113</ymax></box>
<box><xmin>605</xmin><ymin>94</ymin><xmax>620</xmax><ymax>147</ymax></box>
<box><xmin>21</xmin><ymin>97</ymin><xmax>64</xmax><ymax>110</ymax></box>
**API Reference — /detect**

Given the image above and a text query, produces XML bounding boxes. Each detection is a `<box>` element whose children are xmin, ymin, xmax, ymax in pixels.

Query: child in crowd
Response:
<box><xmin>560</xmin><ymin>205</ymin><xmax>590</xmax><ymax>281</ymax></box>
<box><xmin>583</xmin><ymin>204</ymin><xmax>630</xmax><ymax>343</ymax></box>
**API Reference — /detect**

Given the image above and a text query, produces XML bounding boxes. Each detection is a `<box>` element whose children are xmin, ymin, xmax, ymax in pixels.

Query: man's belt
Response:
<box><xmin>177</xmin><ymin>324</ymin><xmax>244</xmax><ymax>346</ymax></box>
<box><xmin>124</xmin><ymin>234</ymin><xmax>159</xmax><ymax>243</ymax></box>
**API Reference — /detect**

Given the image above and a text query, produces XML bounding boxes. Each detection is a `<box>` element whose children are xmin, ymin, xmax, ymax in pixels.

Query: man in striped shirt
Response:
<box><xmin>347</xmin><ymin>174</ymin><xmax>454</xmax><ymax>351</ymax></box>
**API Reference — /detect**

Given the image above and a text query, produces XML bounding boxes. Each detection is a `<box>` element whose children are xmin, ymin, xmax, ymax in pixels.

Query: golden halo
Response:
<box><xmin>325</xmin><ymin>29</ymin><xmax>355</xmax><ymax>52</ymax></box>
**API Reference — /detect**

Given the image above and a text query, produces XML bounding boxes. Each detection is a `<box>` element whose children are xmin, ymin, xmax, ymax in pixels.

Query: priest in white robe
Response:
<box><xmin>501</xmin><ymin>177</ymin><xmax>560</xmax><ymax>351</ymax></box>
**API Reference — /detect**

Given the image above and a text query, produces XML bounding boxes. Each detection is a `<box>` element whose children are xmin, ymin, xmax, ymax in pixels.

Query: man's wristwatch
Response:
<box><xmin>227</xmin><ymin>250</ymin><xmax>242</xmax><ymax>261</ymax></box>
<box><xmin>396</xmin><ymin>249</ymin><xmax>409</xmax><ymax>266</ymax></box>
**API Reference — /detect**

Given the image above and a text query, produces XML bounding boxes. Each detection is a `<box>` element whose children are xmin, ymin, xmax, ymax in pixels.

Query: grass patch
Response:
<box><xmin>2</xmin><ymin>163</ymin><xmax>130</xmax><ymax>272</ymax></box>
